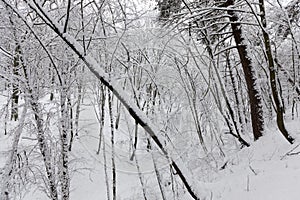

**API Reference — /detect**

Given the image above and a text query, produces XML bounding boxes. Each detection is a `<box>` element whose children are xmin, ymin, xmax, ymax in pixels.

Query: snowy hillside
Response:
<box><xmin>63</xmin><ymin>115</ymin><xmax>300</xmax><ymax>200</ymax></box>
<box><xmin>1</xmin><ymin>97</ymin><xmax>297</xmax><ymax>200</ymax></box>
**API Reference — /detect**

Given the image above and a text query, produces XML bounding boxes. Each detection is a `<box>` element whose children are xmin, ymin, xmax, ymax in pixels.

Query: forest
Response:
<box><xmin>0</xmin><ymin>0</ymin><xmax>299</xmax><ymax>199</ymax></box>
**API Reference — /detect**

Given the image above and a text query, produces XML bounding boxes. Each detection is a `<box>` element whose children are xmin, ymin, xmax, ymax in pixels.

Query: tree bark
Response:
<box><xmin>17</xmin><ymin>36</ymin><xmax>59</xmax><ymax>200</ymax></box>
<box><xmin>11</xmin><ymin>44</ymin><xmax>20</xmax><ymax>121</ymax></box>
<box><xmin>108</xmin><ymin>90</ymin><xmax>117</xmax><ymax>200</ymax></box>
<box><xmin>258</xmin><ymin>0</ymin><xmax>294</xmax><ymax>144</ymax></box>
<box><xmin>226</xmin><ymin>0</ymin><xmax>264</xmax><ymax>140</ymax></box>
<box><xmin>60</xmin><ymin>90</ymin><xmax>70</xmax><ymax>200</ymax></box>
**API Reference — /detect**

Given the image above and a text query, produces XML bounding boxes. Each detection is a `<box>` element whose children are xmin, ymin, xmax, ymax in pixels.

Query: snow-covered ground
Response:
<box><xmin>68</xmin><ymin>106</ymin><xmax>300</xmax><ymax>200</ymax></box>
<box><xmin>67</xmin><ymin>104</ymin><xmax>300</xmax><ymax>200</ymax></box>
<box><xmin>212</xmin><ymin>121</ymin><xmax>300</xmax><ymax>200</ymax></box>
<box><xmin>1</xmin><ymin>92</ymin><xmax>300</xmax><ymax>200</ymax></box>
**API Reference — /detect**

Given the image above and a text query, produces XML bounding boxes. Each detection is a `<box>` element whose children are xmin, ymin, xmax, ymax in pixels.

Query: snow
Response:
<box><xmin>39</xmin><ymin>101</ymin><xmax>300</xmax><ymax>199</ymax></box>
<box><xmin>212</xmin><ymin>134</ymin><xmax>300</xmax><ymax>200</ymax></box>
<box><xmin>66</xmin><ymin>108</ymin><xmax>300</xmax><ymax>200</ymax></box>
<box><xmin>3</xmin><ymin>76</ymin><xmax>300</xmax><ymax>199</ymax></box>
<box><xmin>1</xmin><ymin>81</ymin><xmax>300</xmax><ymax>200</ymax></box>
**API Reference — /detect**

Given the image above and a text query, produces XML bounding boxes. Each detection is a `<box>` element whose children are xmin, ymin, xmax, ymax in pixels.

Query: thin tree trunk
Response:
<box><xmin>151</xmin><ymin>143</ymin><xmax>167</xmax><ymax>200</ymax></box>
<box><xmin>130</xmin><ymin>121</ymin><xmax>138</xmax><ymax>161</ymax></box>
<box><xmin>97</xmin><ymin>84</ymin><xmax>106</xmax><ymax>155</ymax></box>
<box><xmin>74</xmin><ymin>81</ymin><xmax>82</xmax><ymax>137</ymax></box>
<box><xmin>227</xmin><ymin>54</ymin><xmax>245</xmax><ymax>136</ymax></box>
<box><xmin>174</xmin><ymin>61</ymin><xmax>207</xmax><ymax>151</ymax></box>
<box><xmin>258</xmin><ymin>0</ymin><xmax>294</xmax><ymax>144</ymax></box>
<box><xmin>0</xmin><ymin>104</ymin><xmax>27</xmax><ymax>199</ymax></box>
<box><xmin>11</xmin><ymin>45</ymin><xmax>20</xmax><ymax>121</ymax></box>
<box><xmin>4</xmin><ymin>100</ymin><xmax>9</xmax><ymax>135</ymax></box>
<box><xmin>135</xmin><ymin>153</ymin><xmax>148</xmax><ymax>200</ymax></box>
<box><xmin>115</xmin><ymin>99</ymin><xmax>122</xmax><ymax>130</ymax></box>
<box><xmin>102</xmin><ymin>126</ymin><xmax>110</xmax><ymax>200</ymax></box>
<box><xmin>60</xmin><ymin>90</ymin><xmax>70</xmax><ymax>200</ymax></box>
<box><xmin>209</xmin><ymin>48</ymin><xmax>249</xmax><ymax>147</ymax></box>
<box><xmin>68</xmin><ymin>96</ymin><xmax>74</xmax><ymax>151</ymax></box>
<box><xmin>108</xmin><ymin>90</ymin><xmax>116</xmax><ymax>200</ymax></box>
<box><xmin>9</xmin><ymin>16</ymin><xmax>20</xmax><ymax>122</ymax></box>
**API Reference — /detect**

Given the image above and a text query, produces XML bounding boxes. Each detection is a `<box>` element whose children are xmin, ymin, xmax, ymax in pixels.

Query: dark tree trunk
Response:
<box><xmin>226</xmin><ymin>0</ymin><xmax>264</xmax><ymax>140</ymax></box>
<box><xmin>11</xmin><ymin>45</ymin><xmax>20</xmax><ymax>121</ymax></box>
<box><xmin>258</xmin><ymin>0</ymin><xmax>294</xmax><ymax>144</ymax></box>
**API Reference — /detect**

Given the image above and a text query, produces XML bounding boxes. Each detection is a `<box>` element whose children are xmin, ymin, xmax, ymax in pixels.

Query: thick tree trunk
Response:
<box><xmin>226</xmin><ymin>0</ymin><xmax>264</xmax><ymax>140</ymax></box>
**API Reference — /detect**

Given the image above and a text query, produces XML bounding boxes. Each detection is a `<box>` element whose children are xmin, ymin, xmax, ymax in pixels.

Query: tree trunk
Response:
<box><xmin>11</xmin><ymin>45</ymin><xmax>20</xmax><ymax>121</ymax></box>
<box><xmin>60</xmin><ymin>90</ymin><xmax>70</xmax><ymax>200</ymax></box>
<box><xmin>227</xmin><ymin>54</ymin><xmax>245</xmax><ymax>136</ymax></box>
<box><xmin>258</xmin><ymin>0</ymin><xmax>294</xmax><ymax>144</ymax></box>
<box><xmin>31</xmin><ymin>100</ymin><xmax>59</xmax><ymax>200</ymax></box>
<box><xmin>68</xmin><ymin>96</ymin><xmax>74</xmax><ymax>151</ymax></box>
<box><xmin>226</xmin><ymin>0</ymin><xmax>264</xmax><ymax>140</ymax></box>
<box><xmin>19</xmin><ymin>40</ymin><xmax>59</xmax><ymax>200</ymax></box>
<box><xmin>108</xmin><ymin>90</ymin><xmax>116</xmax><ymax>200</ymax></box>
<box><xmin>135</xmin><ymin>153</ymin><xmax>148</xmax><ymax>200</ymax></box>
<box><xmin>96</xmin><ymin>84</ymin><xmax>106</xmax><ymax>155</ymax></box>
<box><xmin>0</xmin><ymin>104</ymin><xmax>27</xmax><ymax>199</ymax></box>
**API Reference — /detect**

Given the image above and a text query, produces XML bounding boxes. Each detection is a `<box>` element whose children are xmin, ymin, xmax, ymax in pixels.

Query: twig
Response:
<box><xmin>249</xmin><ymin>165</ymin><xmax>258</xmax><ymax>175</ymax></box>
<box><xmin>281</xmin><ymin>144</ymin><xmax>300</xmax><ymax>160</ymax></box>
